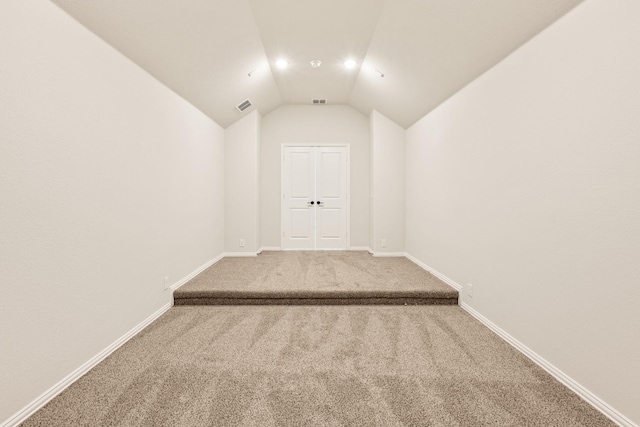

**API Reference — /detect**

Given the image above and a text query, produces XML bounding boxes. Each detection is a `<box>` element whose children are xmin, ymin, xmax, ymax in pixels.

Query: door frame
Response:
<box><xmin>281</xmin><ymin>143</ymin><xmax>351</xmax><ymax>250</ymax></box>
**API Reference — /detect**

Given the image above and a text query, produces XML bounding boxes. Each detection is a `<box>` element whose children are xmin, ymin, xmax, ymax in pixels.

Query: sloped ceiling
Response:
<box><xmin>51</xmin><ymin>0</ymin><xmax>582</xmax><ymax>128</ymax></box>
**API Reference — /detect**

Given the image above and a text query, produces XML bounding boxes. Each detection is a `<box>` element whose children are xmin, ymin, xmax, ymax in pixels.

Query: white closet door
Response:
<box><xmin>282</xmin><ymin>147</ymin><xmax>316</xmax><ymax>249</ymax></box>
<box><xmin>315</xmin><ymin>147</ymin><xmax>348</xmax><ymax>249</ymax></box>
<box><xmin>282</xmin><ymin>146</ymin><xmax>349</xmax><ymax>250</ymax></box>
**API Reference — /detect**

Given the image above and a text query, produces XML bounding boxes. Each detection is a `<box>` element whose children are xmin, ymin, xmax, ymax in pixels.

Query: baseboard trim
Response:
<box><xmin>169</xmin><ymin>253</ymin><xmax>224</xmax><ymax>292</ymax></box>
<box><xmin>372</xmin><ymin>251</ymin><xmax>406</xmax><ymax>257</ymax></box>
<box><xmin>349</xmin><ymin>246</ymin><xmax>371</xmax><ymax>251</ymax></box>
<box><xmin>258</xmin><ymin>247</ymin><xmax>281</xmax><ymax>253</ymax></box>
<box><xmin>1</xmin><ymin>302</ymin><xmax>172</xmax><ymax>427</ymax></box>
<box><xmin>224</xmin><ymin>252</ymin><xmax>258</xmax><ymax>257</ymax></box>
<box><xmin>7</xmin><ymin>254</ymin><xmax>633</xmax><ymax>427</ymax></box>
<box><xmin>404</xmin><ymin>253</ymin><xmax>463</xmax><ymax>291</ymax></box>
<box><xmin>405</xmin><ymin>252</ymin><xmax>634</xmax><ymax>426</ymax></box>
<box><xmin>460</xmin><ymin>301</ymin><xmax>636</xmax><ymax>427</ymax></box>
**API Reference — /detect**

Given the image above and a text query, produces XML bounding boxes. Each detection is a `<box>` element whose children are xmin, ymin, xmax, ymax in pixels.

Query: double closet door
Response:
<box><xmin>282</xmin><ymin>146</ymin><xmax>349</xmax><ymax>250</ymax></box>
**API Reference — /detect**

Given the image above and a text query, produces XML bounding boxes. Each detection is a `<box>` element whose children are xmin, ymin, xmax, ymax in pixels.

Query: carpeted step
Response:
<box><xmin>173</xmin><ymin>289</ymin><xmax>458</xmax><ymax>306</ymax></box>
<box><xmin>173</xmin><ymin>251</ymin><xmax>458</xmax><ymax>306</ymax></box>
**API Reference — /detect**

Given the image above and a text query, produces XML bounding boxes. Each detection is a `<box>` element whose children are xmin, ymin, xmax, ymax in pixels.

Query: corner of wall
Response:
<box><xmin>370</xmin><ymin>110</ymin><xmax>406</xmax><ymax>254</ymax></box>
<box><xmin>224</xmin><ymin>110</ymin><xmax>261</xmax><ymax>253</ymax></box>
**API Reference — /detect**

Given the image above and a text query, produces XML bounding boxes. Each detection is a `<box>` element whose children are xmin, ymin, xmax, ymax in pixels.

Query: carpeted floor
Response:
<box><xmin>174</xmin><ymin>251</ymin><xmax>458</xmax><ymax>305</ymax></box>
<box><xmin>22</xmin><ymin>305</ymin><xmax>613</xmax><ymax>426</ymax></box>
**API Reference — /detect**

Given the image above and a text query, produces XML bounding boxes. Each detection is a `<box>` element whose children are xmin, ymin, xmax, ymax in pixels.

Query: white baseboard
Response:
<box><xmin>169</xmin><ymin>253</ymin><xmax>224</xmax><ymax>292</ymax></box>
<box><xmin>404</xmin><ymin>252</ymin><xmax>634</xmax><ymax>427</ymax></box>
<box><xmin>7</xmin><ymin>254</ymin><xmax>633</xmax><ymax>427</ymax></box>
<box><xmin>460</xmin><ymin>301</ymin><xmax>636</xmax><ymax>427</ymax></box>
<box><xmin>224</xmin><ymin>252</ymin><xmax>258</xmax><ymax>257</ymax></box>
<box><xmin>372</xmin><ymin>251</ymin><xmax>406</xmax><ymax>257</ymax></box>
<box><xmin>349</xmin><ymin>246</ymin><xmax>371</xmax><ymax>251</ymax></box>
<box><xmin>258</xmin><ymin>247</ymin><xmax>281</xmax><ymax>252</ymax></box>
<box><xmin>406</xmin><ymin>254</ymin><xmax>640</xmax><ymax>427</ymax></box>
<box><xmin>404</xmin><ymin>252</ymin><xmax>463</xmax><ymax>291</ymax></box>
<box><xmin>1</xmin><ymin>302</ymin><xmax>172</xmax><ymax>427</ymax></box>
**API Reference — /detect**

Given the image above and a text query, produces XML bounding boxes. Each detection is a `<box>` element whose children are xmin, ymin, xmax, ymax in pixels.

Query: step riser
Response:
<box><xmin>174</xmin><ymin>297</ymin><xmax>458</xmax><ymax>306</ymax></box>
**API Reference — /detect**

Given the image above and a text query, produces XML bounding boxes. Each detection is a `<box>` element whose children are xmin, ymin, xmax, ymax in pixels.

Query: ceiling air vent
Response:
<box><xmin>235</xmin><ymin>99</ymin><xmax>252</xmax><ymax>112</ymax></box>
<box><xmin>312</xmin><ymin>98</ymin><xmax>327</xmax><ymax>105</ymax></box>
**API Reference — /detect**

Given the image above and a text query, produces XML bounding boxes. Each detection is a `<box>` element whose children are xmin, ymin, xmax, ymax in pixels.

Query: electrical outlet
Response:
<box><xmin>164</xmin><ymin>276</ymin><xmax>170</xmax><ymax>290</ymax></box>
<box><xmin>239</xmin><ymin>239</ymin><xmax>245</xmax><ymax>248</ymax></box>
<box><xmin>467</xmin><ymin>283</ymin><xmax>473</xmax><ymax>298</ymax></box>
<box><xmin>381</xmin><ymin>239</ymin><xmax>387</xmax><ymax>248</ymax></box>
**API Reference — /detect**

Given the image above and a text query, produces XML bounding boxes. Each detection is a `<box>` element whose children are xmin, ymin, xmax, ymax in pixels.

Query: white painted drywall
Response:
<box><xmin>260</xmin><ymin>105</ymin><xmax>370</xmax><ymax>248</ymax></box>
<box><xmin>256</xmin><ymin>115</ymin><xmax>262</xmax><ymax>251</ymax></box>
<box><xmin>0</xmin><ymin>1</ymin><xmax>225</xmax><ymax>423</ymax></box>
<box><xmin>225</xmin><ymin>110</ymin><xmax>261</xmax><ymax>253</ymax></box>
<box><xmin>370</xmin><ymin>111</ymin><xmax>405</xmax><ymax>253</ymax></box>
<box><xmin>405</xmin><ymin>0</ymin><xmax>640</xmax><ymax>423</ymax></box>
<box><xmin>369</xmin><ymin>115</ymin><xmax>376</xmax><ymax>251</ymax></box>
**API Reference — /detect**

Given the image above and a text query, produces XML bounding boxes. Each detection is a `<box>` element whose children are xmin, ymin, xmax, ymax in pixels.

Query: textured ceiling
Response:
<box><xmin>51</xmin><ymin>0</ymin><xmax>583</xmax><ymax>128</ymax></box>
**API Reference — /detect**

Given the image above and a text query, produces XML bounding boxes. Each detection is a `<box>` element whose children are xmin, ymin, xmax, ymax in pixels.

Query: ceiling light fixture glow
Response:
<box><xmin>275</xmin><ymin>59</ymin><xmax>288</xmax><ymax>69</ymax></box>
<box><xmin>310</xmin><ymin>60</ymin><xmax>322</xmax><ymax>68</ymax></box>
<box><xmin>344</xmin><ymin>59</ymin><xmax>357</xmax><ymax>69</ymax></box>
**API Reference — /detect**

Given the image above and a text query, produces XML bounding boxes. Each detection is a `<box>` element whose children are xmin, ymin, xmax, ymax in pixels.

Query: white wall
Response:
<box><xmin>370</xmin><ymin>111</ymin><xmax>405</xmax><ymax>254</ymax></box>
<box><xmin>0</xmin><ymin>1</ymin><xmax>225</xmax><ymax>423</ymax></box>
<box><xmin>256</xmin><ymin>115</ymin><xmax>262</xmax><ymax>251</ymax></box>
<box><xmin>225</xmin><ymin>110</ymin><xmax>261</xmax><ymax>254</ymax></box>
<box><xmin>260</xmin><ymin>105</ymin><xmax>370</xmax><ymax>248</ymax></box>
<box><xmin>369</xmin><ymin>115</ymin><xmax>376</xmax><ymax>251</ymax></box>
<box><xmin>405</xmin><ymin>0</ymin><xmax>640</xmax><ymax>424</ymax></box>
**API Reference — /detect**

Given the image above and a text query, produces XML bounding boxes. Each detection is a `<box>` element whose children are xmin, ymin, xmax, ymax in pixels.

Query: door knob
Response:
<box><xmin>308</xmin><ymin>201</ymin><xmax>315</xmax><ymax>205</ymax></box>
<box><xmin>316</xmin><ymin>201</ymin><xmax>323</xmax><ymax>205</ymax></box>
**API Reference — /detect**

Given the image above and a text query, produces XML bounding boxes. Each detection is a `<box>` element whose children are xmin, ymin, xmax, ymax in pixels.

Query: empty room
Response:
<box><xmin>1</xmin><ymin>0</ymin><xmax>639</xmax><ymax>426</ymax></box>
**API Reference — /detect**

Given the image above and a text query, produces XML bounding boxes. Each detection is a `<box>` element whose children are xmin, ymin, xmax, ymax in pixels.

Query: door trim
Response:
<box><xmin>281</xmin><ymin>144</ymin><xmax>350</xmax><ymax>250</ymax></box>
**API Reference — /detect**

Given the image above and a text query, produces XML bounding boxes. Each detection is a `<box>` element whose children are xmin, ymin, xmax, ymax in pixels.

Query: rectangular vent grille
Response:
<box><xmin>236</xmin><ymin>99</ymin><xmax>252</xmax><ymax>112</ymax></box>
<box><xmin>312</xmin><ymin>98</ymin><xmax>327</xmax><ymax>104</ymax></box>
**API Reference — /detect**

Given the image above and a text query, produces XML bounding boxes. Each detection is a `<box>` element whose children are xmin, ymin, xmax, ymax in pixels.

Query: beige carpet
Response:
<box><xmin>22</xmin><ymin>305</ymin><xmax>613</xmax><ymax>426</ymax></box>
<box><xmin>174</xmin><ymin>251</ymin><xmax>458</xmax><ymax>305</ymax></box>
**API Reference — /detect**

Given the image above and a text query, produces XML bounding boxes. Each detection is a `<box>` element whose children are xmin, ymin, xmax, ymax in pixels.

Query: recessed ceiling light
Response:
<box><xmin>344</xmin><ymin>59</ymin><xmax>357</xmax><ymax>69</ymax></box>
<box><xmin>275</xmin><ymin>59</ymin><xmax>288</xmax><ymax>69</ymax></box>
<box><xmin>310</xmin><ymin>60</ymin><xmax>322</xmax><ymax>68</ymax></box>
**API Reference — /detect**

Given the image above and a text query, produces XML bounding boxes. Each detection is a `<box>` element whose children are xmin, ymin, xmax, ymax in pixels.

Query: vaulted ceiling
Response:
<box><xmin>51</xmin><ymin>0</ymin><xmax>582</xmax><ymax>128</ymax></box>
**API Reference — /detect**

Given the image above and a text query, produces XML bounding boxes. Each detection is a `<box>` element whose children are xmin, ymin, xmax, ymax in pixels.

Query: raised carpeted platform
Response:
<box><xmin>173</xmin><ymin>251</ymin><xmax>458</xmax><ymax>305</ymax></box>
